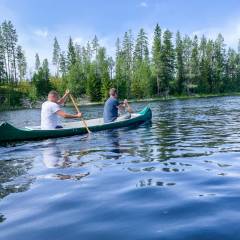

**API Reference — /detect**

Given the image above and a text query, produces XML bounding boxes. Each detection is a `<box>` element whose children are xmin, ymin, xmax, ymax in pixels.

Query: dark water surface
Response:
<box><xmin>1</xmin><ymin>96</ymin><xmax>240</xmax><ymax>240</ymax></box>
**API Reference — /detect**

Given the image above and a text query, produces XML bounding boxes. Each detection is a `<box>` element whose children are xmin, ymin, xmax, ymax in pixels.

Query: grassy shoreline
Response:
<box><xmin>1</xmin><ymin>92</ymin><xmax>240</xmax><ymax>112</ymax></box>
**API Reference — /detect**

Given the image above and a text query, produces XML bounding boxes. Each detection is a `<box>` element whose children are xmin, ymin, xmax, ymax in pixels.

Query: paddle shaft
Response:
<box><xmin>69</xmin><ymin>94</ymin><xmax>91</xmax><ymax>134</ymax></box>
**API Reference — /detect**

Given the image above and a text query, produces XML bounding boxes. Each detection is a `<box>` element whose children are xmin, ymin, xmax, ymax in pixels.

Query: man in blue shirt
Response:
<box><xmin>103</xmin><ymin>88</ymin><xmax>132</xmax><ymax>123</ymax></box>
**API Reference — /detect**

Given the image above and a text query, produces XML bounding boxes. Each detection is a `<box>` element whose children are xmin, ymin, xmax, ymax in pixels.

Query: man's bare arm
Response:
<box><xmin>118</xmin><ymin>100</ymin><xmax>134</xmax><ymax>113</ymax></box>
<box><xmin>56</xmin><ymin>110</ymin><xmax>82</xmax><ymax>119</ymax></box>
<box><xmin>57</xmin><ymin>90</ymin><xmax>70</xmax><ymax>105</ymax></box>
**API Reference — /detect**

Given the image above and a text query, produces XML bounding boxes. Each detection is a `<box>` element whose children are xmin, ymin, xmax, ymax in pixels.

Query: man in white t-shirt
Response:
<box><xmin>41</xmin><ymin>90</ymin><xmax>82</xmax><ymax>130</ymax></box>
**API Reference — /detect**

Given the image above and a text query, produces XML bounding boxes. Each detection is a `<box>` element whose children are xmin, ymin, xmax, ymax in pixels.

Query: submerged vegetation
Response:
<box><xmin>1</xmin><ymin>20</ymin><xmax>240</xmax><ymax>109</ymax></box>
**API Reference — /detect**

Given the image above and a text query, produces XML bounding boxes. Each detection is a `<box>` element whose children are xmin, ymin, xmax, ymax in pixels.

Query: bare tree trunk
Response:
<box><xmin>12</xmin><ymin>46</ymin><xmax>17</xmax><ymax>83</ymax></box>
<box><xmin>157</xmin><ymin>75</ymin><xmax>160</xmax><ymax>95</ymax></box>
<box><xmin>3</xmin><ymin>53</ymin><xmax>8</xmax><ymax>82</ymax></box>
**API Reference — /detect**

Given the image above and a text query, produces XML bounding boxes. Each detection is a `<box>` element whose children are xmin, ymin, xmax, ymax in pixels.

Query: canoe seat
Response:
<box><xmin>25</xmin><ymin>126</ymin><xmax>41</xmax><ymax>130</ymax></box>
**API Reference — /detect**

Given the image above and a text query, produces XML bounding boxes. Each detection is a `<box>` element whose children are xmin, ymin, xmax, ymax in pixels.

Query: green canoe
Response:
<box><xmin>0</xmin><ymin>106</ymin><xmax>152</xmax><ymax>143</ymax></box>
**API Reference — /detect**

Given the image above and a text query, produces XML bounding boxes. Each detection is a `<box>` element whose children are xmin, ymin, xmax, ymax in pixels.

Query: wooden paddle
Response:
<box><xmin>69</xmin><ymin>94</ymin><xmax>91</xmax><ymax>134</ymax></box>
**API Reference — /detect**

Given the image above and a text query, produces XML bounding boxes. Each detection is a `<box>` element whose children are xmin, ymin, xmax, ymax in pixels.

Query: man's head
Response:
<box><xmin>109</xmin><ymin>88</ymin><xmax>117</xmax><ymax>98</ymax></box>
<box><xmin>48</xmin><ymin>90</ymin><xmax>59</xmax><ymax>103</ymax></box>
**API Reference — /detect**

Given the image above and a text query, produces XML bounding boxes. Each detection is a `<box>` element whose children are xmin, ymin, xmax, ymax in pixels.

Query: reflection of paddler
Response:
<box><xmin>41</xmin><ymin>141</ymin><xmax>90</xmax><ymax>181</ymax></box>
<box><xmin>103</xmin><ymin>130</ymin><xmax>121</xmax><ymax>158</ymax></box>
<box><xmin>42</xmin><ymin>142</ymin><xmax>65</xmax><ymax>168</ymax></box>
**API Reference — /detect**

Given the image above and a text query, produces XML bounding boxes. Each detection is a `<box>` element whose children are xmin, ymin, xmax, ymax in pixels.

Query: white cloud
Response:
<box><xmin>34</xmin><ymin>29</ymin><xmax>49</xmax><ymax>38</ymax></box>
<box><xmin>191</xmin><ymin>19</ymin><xmax>240</xmax><ymax>49</ymax></box>
<box><xmin>140</xmin><ymin>2</ymin><xmax>148</xmax><ymax>8</ymax></box>
<box><xmin>73</xmin><ymin>37</ymin><xmax>84</xmax><ymax>45</ymax></box>
<box><xmin>18</xmin><ymin>24</ymin><xmax>118</xmax><ymax>74</ymax></box>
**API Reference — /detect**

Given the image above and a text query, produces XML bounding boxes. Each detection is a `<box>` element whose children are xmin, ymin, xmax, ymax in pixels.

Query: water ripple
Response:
<box><xmin>1</xmin><ymin>97</ymin><xmax>240</xmax><ymax>239</ymax></box>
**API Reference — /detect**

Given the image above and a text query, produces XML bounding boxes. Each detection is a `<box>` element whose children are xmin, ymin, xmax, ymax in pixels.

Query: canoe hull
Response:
<box><xmin>0</xmin><ymin>106</ymin><xmax>152</xmax><ymax>143</ymax></box>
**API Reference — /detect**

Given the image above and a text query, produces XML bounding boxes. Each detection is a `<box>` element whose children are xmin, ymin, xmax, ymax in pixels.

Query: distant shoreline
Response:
<box><xmin>1</xmin><ymin>93</ymin><xmax>240</xmax><ymax>112</ymax></box>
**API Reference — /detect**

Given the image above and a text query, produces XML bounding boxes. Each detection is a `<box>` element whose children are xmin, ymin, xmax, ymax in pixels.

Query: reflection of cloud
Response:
<box><xmin>34</xmin><ymin>29</ymin><xmax>49</xmax><ymax>38</ymax></box>
<box><xmin>140</xmin><ymin>2</ymin><xmax>148</xmax><ymax>8</ymax></box>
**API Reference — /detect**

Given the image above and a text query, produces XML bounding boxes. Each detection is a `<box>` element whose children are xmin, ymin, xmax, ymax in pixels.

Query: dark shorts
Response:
<box><xmin>55</xmin><ymin>125</ymin><xmax>63</xmax><ymax>129</ymax></box>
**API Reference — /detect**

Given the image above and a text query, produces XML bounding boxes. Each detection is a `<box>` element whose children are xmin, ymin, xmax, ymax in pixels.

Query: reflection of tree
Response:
<box><xmin>0</xmin><ymin>156</ymin><xmax>34</xmax><ymax>224</ymax></box>
<box><xmin>55</xmin><ymin>173</ymin><xmax>90</xmax><ymax>181</ymax></box>
<box><xmin>122</xmin><ymin>122</ymin><xmax>153</xmax><ymax>158</ymax></box>
<box><xmin>0</xmin><ymin>213</ymin><xmax>6</xmax><ymax>223</ymax></box>
<box><xmin>0</xmin><ymin>158</ymin><xmax>34</xmax><ymax>200</ymax></box>
<box><xmin>103</xmin><ymin>130</ymin><xmax>121</xmax><ymax>158</ymax></box>
<box><xmin>137</xmin><ymin>178</ymin><xmax>176</xmax><ymax>187</ymax></box>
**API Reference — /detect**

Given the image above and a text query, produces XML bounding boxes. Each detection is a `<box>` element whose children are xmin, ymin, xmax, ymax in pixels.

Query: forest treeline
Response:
<box><xmin>1</xmin><ymin>20</ymin><xmax>240</xmax><ymax>107</ymax></box>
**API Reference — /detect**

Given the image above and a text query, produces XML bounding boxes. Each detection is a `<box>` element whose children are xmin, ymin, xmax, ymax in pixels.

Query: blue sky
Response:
<box><xmin>1</xmin><ymin>0</ymin><xmax>240</xmax><ymax>71</ymax></box>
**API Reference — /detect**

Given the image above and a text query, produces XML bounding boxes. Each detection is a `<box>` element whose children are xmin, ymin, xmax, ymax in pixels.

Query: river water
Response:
<box><xmin>1</xmin><ymin>96</ymin><xmax>240</xmax><ymax>240</ymax></box>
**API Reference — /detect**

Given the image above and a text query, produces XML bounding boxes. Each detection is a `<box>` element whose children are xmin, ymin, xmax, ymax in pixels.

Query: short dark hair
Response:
<box><xmin>48</xmin><ymin>90</ymin><xmax>59</xmax><ymax>97</ymax></box>
<box><xmin>109</xmin><ymin>88</ymin><xmax>117</xmax><ymax>96</ymax></box>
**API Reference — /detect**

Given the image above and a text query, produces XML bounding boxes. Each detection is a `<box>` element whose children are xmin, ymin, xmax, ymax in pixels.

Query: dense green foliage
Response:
<box><xmin>0</xmin><ymin>20</ymin><xmax>27</xmax><ymax>107</ymax></box>
<box><xmin>2</xmin><ymin>20</ymin><xmax>240</xmax><ymax>108</ymax></box>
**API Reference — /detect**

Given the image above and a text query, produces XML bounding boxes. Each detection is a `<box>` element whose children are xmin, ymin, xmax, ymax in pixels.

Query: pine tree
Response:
<box><xmin>190</xmin><ymin>35</ymin><xmax>200</xmax><ymax>93</ymax></box>
<box><xmin>52</xmin><ymin>37</ymin><xmax>61</xmax><ymax>76</ymax></box>
<box><xmin>42</xmin><ymin>59</ymin><xmax>50</xmax><ymax>80</ymax></box>
<box><xmin>152</xmin><ymin>24</ymin><xmax>162</xmax><ymax>95</ymax></box>
<box><xmin>75</xmin><ymin>43</ymin><xmax>82</xmax><ymax>64</ymax></box>
<box><xmin>67</xmin><ymin>37</ymin><xmax>76</xmax><ymax>69</ymax></box>
<box><xmin>67</xmin><ymin>62</ymin><xmax>85</xmax><ymax>96</ymax></box>
<box><xmin>87</xmin><ymin>63</ymin><xmax>102</xmax><ymax>101</ymax></box>
<box><xmin>32</xmin><ymin>59</ymin><xmax>51</xmax><ymax>97</ymax></box>
<box><xmin>59</xmin><ymin>51</ymin><xmax>67</xmax><ymax>77</ymax></box>
<box><xmin>122</xmin><ymin>30</ymin><xmax>133</xmax><ymax>97</ymax></box>
<box><xmin>235</xmin><ymin>39</ymin><xmax>240</xmax><ymax>91</ymax></box>
<box><xmin>132</xmin><ymin>28</ymin><xmax>151</xmax><ymax>98</ymax></box>
<box><xmin>58</xmin><ymin>51</ymin><xmax>67</xmax><ymax>92</ymax></box>
<box><xmin>0</xmin><ymin>26</ymin><xmax>5</xmax><ymax>83</ymax></box>
<box><xmin>182</xmin><ymin>35</ymin><xmax>192</xmax><ymax>95</ymax></box>
<box><xmin>206</xmin><ymin>40</ymin><xmax>214</xmax><ymax>93</ymax></box>
<box><xmin>225</xmin><ymin>48</ymin><xmax>237</xmax><ymax>91</ymax></box>
<box><xmin>213</xmin><ymin>34</ymin><xmax>225</xmax><ymax>93</ymax></box>
<box><xmin>82</xmin><ymin>45</ymin><xmax>91</xmax><ymax>75</ymax></box>
<box><xmin>114</xmin><ymin>37</ymin><xmax>127</xmax><ymax>98</ymax></box>
<box><xmin>92</xmin><ymin>35</ymin><xmax>100</xmax><ymax>78</ymax></box>
<box><xmin>2</xmin><ymin>20</ymin><xmax>18</xmax><ymax>83</ymax></box>
<box><xmin>0</xmin><ymin>21</ymin><xmax>26</xmax><ymax>85</ymax></box>
<box><xmin>35</xmin><ymin>53</ymin><xmax>40</xmax><ymax>71</ymax></box>
<box><xmin>97</xmin><ymin>47</ymin><xmax>111</xmax><ymax>100</ymax></box>
<box><xmin>160</xmin><ymin>30</ymin><xmax>175</xmax><ymax>96</ymax></box>
<box><xmin>92</xmin><ymin>35</ymin><xmax>99</xmax><ymax>60</ymax></box>
<box><xmin>16</xmin><ymin>45</ymin><xmax>27</xmax><ymax>81</ymax></box>
<box><xmin>175</xmin><ymin>31</ymin><xmax>185</xmax><ymax>95</ymax></box>
<box><xmin>198</xmin><ymin>35</ymin><xmax>209</xmax><ymax>93</ymax></box>
<box><xmin>107</xmin><ymin>56</ymin><xmax>114</xmax><ymax>80</ymax></box>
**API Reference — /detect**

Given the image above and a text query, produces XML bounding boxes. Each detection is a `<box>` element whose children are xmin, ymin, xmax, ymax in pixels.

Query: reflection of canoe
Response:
<box><xmin>0</xmin><ymin>106</ymin><xmax>152</xmax><ymax>142</ymax></box>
